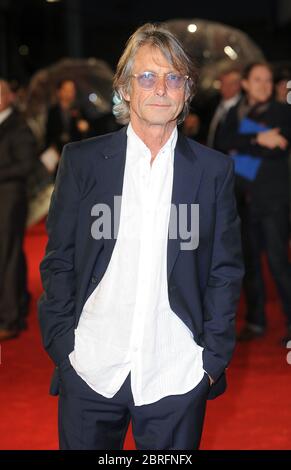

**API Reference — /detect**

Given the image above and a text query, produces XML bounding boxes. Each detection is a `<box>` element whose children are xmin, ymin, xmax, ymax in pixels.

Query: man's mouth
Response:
<box><xmin>147</xmin><ymin>104</ymin><xmax>171</xmax><ymax>107</ymax></box>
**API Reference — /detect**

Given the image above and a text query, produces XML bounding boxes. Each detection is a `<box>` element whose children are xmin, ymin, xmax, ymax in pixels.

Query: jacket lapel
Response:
<box><xmin>94</xmin><ymin>126</ymin><xmax>128</xmax><ymax>261</ymax></box>
<box><xmin>76</xmin><ymin>127</ymin><xmax>127</xmax><ymax>313</ymax></box>
<box><xmin>167</xmin><ymin>133</ymin><xmax>203</xmax><ymax>280</ymax></box>
<box><xmin>0</xmin><ymin>110</ymin><xmax>16</xmax><ymax>137</ymax></box>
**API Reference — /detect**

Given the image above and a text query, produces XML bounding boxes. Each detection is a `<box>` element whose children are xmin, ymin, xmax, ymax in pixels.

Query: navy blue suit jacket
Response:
<box><xmin>38</xmin><ymin>126</ymin><xmax>244</xmax><ymax>400</ymax></box>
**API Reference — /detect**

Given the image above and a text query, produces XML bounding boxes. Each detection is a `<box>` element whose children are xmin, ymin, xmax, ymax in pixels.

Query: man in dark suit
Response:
<box><xmin>0</xmin><ymin>79</ymin><xmax>36</xmax><ymax>340</ymax></box>
<box><xmin>206</xmin><ymin>68</ymin><xmax>242</xmax><ymax>149</ymax></box>
<box><xmin>38</xmin><ymin>24</ymin><xmax>244</xmax><ymax>450</ymax></box>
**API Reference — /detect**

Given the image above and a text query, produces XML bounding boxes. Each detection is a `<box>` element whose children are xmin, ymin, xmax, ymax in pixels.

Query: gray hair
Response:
<box><xmin>113</xmin><ymin>23</ymin><xmax>197</xmax><ymax>125</ymax></box>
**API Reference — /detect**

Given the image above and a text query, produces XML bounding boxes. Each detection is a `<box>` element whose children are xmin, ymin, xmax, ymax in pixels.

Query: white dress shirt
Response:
<box><xmin>69</xmin><ymin>123</ymin><xmax>204</xmax><ymax>406</ymax></box>
<box><xmin>0</xmin><ymin>107</ymin><xmax>13</xmax><ymax>126</ymax></box>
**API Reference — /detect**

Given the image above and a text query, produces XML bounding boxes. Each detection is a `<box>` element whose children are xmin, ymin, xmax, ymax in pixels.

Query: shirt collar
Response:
<box><xmin>0</xmin><ymin>107</ymin><xmax>13</xmax><ymax>126</ymax></box>
<box><xmin>221</xmin><ymin>93</ymin><xmax>241</xmax><ymax>110</ymax></box>
<box><xmin>127</xmin><ymin>122</ymin><xmax>177</xmax><ymax>165</ymax></box>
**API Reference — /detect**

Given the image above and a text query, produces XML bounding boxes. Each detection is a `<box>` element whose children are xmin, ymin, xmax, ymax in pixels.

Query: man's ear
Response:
<box><xmin>184</xmin><ymin>80</ymin><xmax>192</xmax><ymax>102</ymax></box>
<box><xmin>241</xmin><ymin>79</ymin><xmax>248</xmax><ymax>93</ymax></box>
<box><xmin>184</xmin><ymin>89</ymin><xmax>191</xmax><ymax>106</ymax></box>
<box><xmin>121</xmin><ymin>88</ymin><xmax>130</xmax><ymax>102</ymax></box>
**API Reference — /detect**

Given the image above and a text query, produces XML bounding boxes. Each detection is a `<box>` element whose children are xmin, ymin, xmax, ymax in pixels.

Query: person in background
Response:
<box><xmin>207</xmin><ymin>68</ymin><xmax>242</xmax><ymax>149</ymax></box>
<box><xmin>0</xmin><ymin>79</ymin><xmax>37</xmax><ymax>340</ymax></box>
<box><xmin>274</xmin><ymin>67</ymin><xmax>291</xmax><ymax>104</ymax></box>
<box><xmin>44</xmin><ymin>79</ymin><xmax>93</xmax><ymax>176</ymax></box>
<box><xmin>38</xmin><ymin>23</ymin><xmax>243</xmax><ymax>450</ymax></box>
<box><xmin>274</xmin><ymin>67</ymin><xmax>291</xmax><ymax>214</ymax></box>
<box><xmin>216</xmin><ymin>62</ymin><xmax>291</xmax><ymax>344</ymax></box>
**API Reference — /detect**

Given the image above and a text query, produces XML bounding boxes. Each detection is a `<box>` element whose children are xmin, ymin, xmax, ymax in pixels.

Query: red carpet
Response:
<box><xmin>0</xmin><ymin>220</ymin><xmax>290</xmax><ymax>449</ymax></box>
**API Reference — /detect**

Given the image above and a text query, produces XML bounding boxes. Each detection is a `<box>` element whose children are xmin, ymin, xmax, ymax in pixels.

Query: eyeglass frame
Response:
<box><xmin>131</xmin><ymin>71</ymin><xmax>190</xmax><ymax>90</ymax></box>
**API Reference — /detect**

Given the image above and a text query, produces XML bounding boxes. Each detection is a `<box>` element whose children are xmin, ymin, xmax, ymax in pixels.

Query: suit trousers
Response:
<box><xmin>240</xmin><ymin>203</ymin><xmax>291</xmax><ymax>329</ymax></box>
<box><xmin>58</xmin><ymin>358</ymin><xmax>210</xmax><ymax>450</ymax></box>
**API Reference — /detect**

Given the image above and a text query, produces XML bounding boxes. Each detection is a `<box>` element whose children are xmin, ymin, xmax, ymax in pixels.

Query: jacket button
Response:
<box><xmin>91</xmin><ymin>276</ymin><xmax>98</xmax><ymax>284</ymax></box>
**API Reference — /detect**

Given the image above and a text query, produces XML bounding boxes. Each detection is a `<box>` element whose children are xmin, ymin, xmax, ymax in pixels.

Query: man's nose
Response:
<box><xmin>154</xmin><ymin>75</ymin><xmax>167</xmax><ymax>96</ymax></box>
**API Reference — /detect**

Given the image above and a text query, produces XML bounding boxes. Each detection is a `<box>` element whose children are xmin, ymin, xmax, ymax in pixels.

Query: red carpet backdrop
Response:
<box><xmin>0</xmin><ymin>220</ymin><xmax>290</xmax><ymax>450</ymax></box>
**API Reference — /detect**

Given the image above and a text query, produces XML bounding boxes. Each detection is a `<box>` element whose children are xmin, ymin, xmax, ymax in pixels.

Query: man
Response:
<box><xmin>0</xmin><ymin>79</ymin><xmax>36</xmax><ymax>340</ymax></box>
<box><xmin>216</xmin><ymin>62</ymin><xmax>291</xmax><ymax>344</ymax></box>
<box><xmin>38</xmin><ymin>24</ymin><xmax>244</xmax><ymax>450</ymax></box>
<box><xmin>207</xmin><ymin>68</ymin><xmax>242</xmax><ymax>148</ymax></box>
<box><xmin>274</xmin><ymin>66</ymin><xmax>291</xmax><ymax>104</ymax></box>
<box><xmin>274</xmin><ymin>67</ymin><xmax>291</xmax><ymax>213</ymax></box>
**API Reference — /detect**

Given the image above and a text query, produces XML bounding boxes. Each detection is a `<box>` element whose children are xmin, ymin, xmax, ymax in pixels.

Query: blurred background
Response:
<box><xmin>1</xmin><ymin>0</ymin><xmax>291</xmax><ymax>218</ymax></box>
<box><xmin>1</xmin><ymin>0</ymin><xmax>291</xmax><ymax>77</ymax></box>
